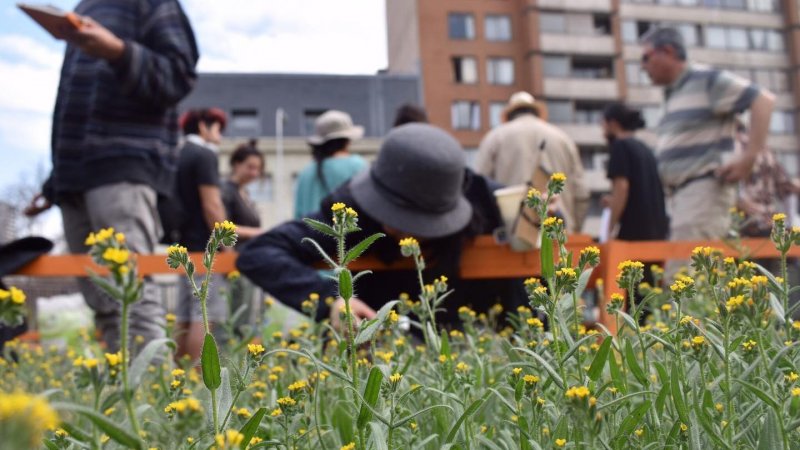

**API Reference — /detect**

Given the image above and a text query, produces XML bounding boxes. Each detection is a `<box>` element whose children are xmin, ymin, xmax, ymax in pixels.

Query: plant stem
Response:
<box><xmin>722</xmin><ymin>317</ymin><xmax>734</xmax><ymax>446</ymax></box>
<box><xmin>756</xmin><ymin>328</ymin><xmax>789</xmax><ymax>450</ymax></box>
<box><xmin>119</xmin><ymin>300</ymin><xmax>141</xmax><ymax>437</ymax></box>
<box><xmin>781</xmin><ymin>252</ymin><xmax>790</xmax><ymax>338</ymax></box>
<box><xmin>220</xmin><ymin>364</ymin><xmax>252</xmax><ymax>430</ymax></box>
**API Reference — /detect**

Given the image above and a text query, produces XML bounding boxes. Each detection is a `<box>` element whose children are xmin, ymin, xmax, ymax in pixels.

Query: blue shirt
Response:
<box><xmin>294</xmin><ymin>154</ymin><xmax>367</xmax><ymax>219</ymax></box>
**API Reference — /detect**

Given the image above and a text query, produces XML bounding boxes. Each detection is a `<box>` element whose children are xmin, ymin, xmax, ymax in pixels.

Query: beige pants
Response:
<box><xmin>60</xmin><ymin>182</ymin><xmax>166</xmax><ymax>353</ymax></box>
<box><xmin>665</xmin><ymin>178</ymin><xmax>736</xmax><ymax>281</ymax></box>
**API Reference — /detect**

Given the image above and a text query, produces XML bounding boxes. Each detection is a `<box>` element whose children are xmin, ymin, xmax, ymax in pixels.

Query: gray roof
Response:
<box><xmin>180</xmin><ymin>72</ymin><xmax>422</xmax><ymax>139</ymax></box>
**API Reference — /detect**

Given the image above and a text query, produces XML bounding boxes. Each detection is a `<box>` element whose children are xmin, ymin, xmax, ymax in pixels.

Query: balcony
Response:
<box><xmin>543</xmin><ymin>78</ymin><xmax>619</xmax><ymax>101</ymax></box>
<box><xmin>620</xmin><ymin>3</ymin><xmax>783</xmax><ymax>29</ymax></box>
<box><xmin>623</xmin><ymin>46</ymin><xmax>788</xmax><ymax>69</ymax></box>
<box><xmin>540</xmin><ymin>34</ymin><xmax>615</xmax><ymax>56</ymax></box>
<box><xmin>627</xmin><ymin>86</ymin><xmax>663</xmax><ymax>104</ymax></box>
<box><xmin>556</xmin><ymin>123</ymin><xmax>605</xmax><ymax>146</ymax></box>
<box><xmin>537</xmin><ymin>0</ymin><xmax>612</xmax><ymax>12</ymax></box>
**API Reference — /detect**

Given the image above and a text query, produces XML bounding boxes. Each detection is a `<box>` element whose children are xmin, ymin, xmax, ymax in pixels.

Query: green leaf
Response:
<box><xmin>735</xmin><ymin>379</ymin><xmax>780</xmax><ymax>411</ymax></box>
<box><xmin>655</xmin><ymin>384</ymin><xmax>669</xmax><ymax>416</ymax></box>
<box><xmin>612</xmin><ymin>399</ymin><xmax>651</xmax><ymax>447</ymax></box>
<box><xmin>201</xmin><ymin>333</ymin><xmax>221</xmax><ymax>390</ymax></box>
<box><xmin>129</xmin><ymin>338</ymin><xmax>174</xmax><ymax>390</ymax></box>
<box><xmin>333</xmin><ymin>403</ymin><xmax>355</xmax><ymax>445</ymax></box>
<box><xmin>440</xmin><ymin>329</ymin><xmax>451</xmax><ymax>359</ymax></box>
<box><xmin>355</xmin><ymin>300</ymin><xmax>400</xmax><ymax>346</ymax></box>
<box><xmin>357</xmin><ymin>367</ymin><xmax>384</xmax><ymax>429</ymax></box>
<box><xmin>445</xmin><ymin>394</ymin><xmax>488</xmax><ymax>444</ymax></box>
<box><xmin>608</xmin><ymin>348</ymin><xmax>627</xmax><ymax>394</ymax></box>
<box><xmin>342</xmin><ymin>232</ymin><xmax>384</xmax><ymax>265</ymax></box>
<box><xmin>588</xmin><ymin>336</ymin><xmax>613</xmax><ymax>381</ymax></box>
<box><xmin>368</xmin><ymin>422</ymin><xmax>389</xmax><ymax>450</ymax></box>
<box><xmin>624</xmin><ymin>340</ymin><xmax>648</xmax><ymax>385</ymax></box>
<box><xmin>540</xmin><ymin>237</ymin><xmax>554</xmax><ymax>281</ymax></box>
<box><xmin>671</xmin><ymin>364</ymin><xmax>689</xmax><ymax>424</ymax></box>
<box><xmin>513</xmin><ymin>347</ymin><xmax>564</xmax><ymax>389</ymax></box>
<box><xmin>57</xmin><ymin>421</ymin><xmax>92</xmax><ymax>443</ymax></box>
<box><xmin>239</xmin><ymin>407</ymin><xmax>267</xmax><ymax>450</ymax></box>
<box><xmin>338</xmin><ymin>269</ymin><xmax>353</xmax><ymax>301</ymax></box>
<box><xmin>51</xmin><ymin>403</ymin><xmax>142</xmax><ymax>450</ymax></box>
<box><xmin>303</xmin><ymin>218</ymin><xmax>337</xmax><ymax>237</ymax></box>
<box><xmin>597</xmin><ymin>391</ymin><xmax>655</xmax><ymax>411</ymax></box>
<box><xmin>300</xmin><ymin>237</ymin><xmax>338</xmax><ymax>269</ymax></box>
<box><xmin>757</xmin><ymin>409</ymin><xmax>782</xmax><ymax>450</ymax></box>
<box><xmin>87</xmin><ymin>272</ymin><xmax>123</xmax><ymax>300</ymax></box>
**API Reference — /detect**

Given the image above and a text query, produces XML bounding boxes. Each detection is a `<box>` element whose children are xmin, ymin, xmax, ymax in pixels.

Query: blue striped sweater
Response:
<box><xmin>44</xmin><ymin>0</ymin><xmax>198</xmax><ymax>201</ymax></box>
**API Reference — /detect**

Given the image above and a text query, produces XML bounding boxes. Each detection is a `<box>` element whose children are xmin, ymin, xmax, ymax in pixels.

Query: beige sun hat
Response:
<box><xmin>502</xmin><ymin>91</ymin><xmax>545</xmax><ymax>122</ymax></box>
<box><xmin>307</xmin><ymin>110</ymin><xmax>365</xmax><ymax>145</ymax></box>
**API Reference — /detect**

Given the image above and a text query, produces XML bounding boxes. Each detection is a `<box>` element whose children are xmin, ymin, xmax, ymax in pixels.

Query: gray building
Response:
<box><xmin>180</xmin><ymin>72</ymin><xmax>422</xmax><ymax>139</ymax></box>
<box><xmin>179</xmin><ymin>72</ymin><xmax>422</xmax><ymax>227</ymax></box>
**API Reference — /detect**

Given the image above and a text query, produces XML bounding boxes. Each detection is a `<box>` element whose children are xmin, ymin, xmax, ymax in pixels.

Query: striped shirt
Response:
<box><xmin>656</xmin><ymin>64</ymin><xmax>760</xmax><ymax>187</ymax></box>
<box><xmin>45</xmin><ymin>0</ymin><xmax>198</xmax><ymax>202</ymax></box>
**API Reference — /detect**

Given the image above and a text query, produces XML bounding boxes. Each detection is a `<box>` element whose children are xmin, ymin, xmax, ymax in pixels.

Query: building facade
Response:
<box><xmin>179</xmin><ymin>73</ymin><xmax>421</xmax><ymax>228</ymax></box>
<box><xmin>387</xmin><ymin>0</ymin><xmax>800</xmax><ymax>231</ymax></box>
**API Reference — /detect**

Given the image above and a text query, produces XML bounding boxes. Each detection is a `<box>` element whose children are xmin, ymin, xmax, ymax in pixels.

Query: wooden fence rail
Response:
<box><xmin>10</xmin><ymin>235</ymin><xmax>799</xmax><ymax>334</ymax></box>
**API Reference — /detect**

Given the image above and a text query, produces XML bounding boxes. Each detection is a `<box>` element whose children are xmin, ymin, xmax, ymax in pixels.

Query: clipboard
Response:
<box><xmin>17</xmin><ymin>3</ymin><xmax>82</xmax><ymax>40</ymax></box>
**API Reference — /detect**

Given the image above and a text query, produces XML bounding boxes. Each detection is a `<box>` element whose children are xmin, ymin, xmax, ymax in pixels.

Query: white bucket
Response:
<box><xmin>493</xmin><ymin>184</ymin><xmax>536</xmax><ymax>251</ymax></box>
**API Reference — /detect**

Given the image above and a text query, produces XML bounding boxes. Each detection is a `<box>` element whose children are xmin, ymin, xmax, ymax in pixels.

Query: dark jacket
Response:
<box><xmin>45</xmin><ymin>0</ymin><xmax>198</xmax><ymax>202</ymax></box>
<box><xmin>237</xmin><ymin>170</ymin><xmax>525</xmax><ymax>325</ymax></box>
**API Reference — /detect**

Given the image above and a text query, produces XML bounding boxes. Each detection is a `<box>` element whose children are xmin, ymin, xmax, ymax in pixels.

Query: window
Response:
<box><xmin>303</xmin><ymin>109</ymin><xmax>326</xmax><ymax>136</ymax></box>
<box><xmin>452</xmin><ymin>56</ymin><xmax>478</xmax><ymax>84</ymax></box>
<box><xmin>542</xmin><ymin>56</ymin><xmax>569</xmax><ymax>77</ymax></box>
<box><xmin>676</xmin><ymin>24</ymin><xmax>700</xmax><ymax>47</ymax></box>
<box><xmin>566</xmin><ymin>13</ymin><xmax>594</xmax><ymax>35</ymax></box>
<box><xmin>485</xmin><ymin>15</ymin><xmax>512</xmax><ymax>41</ymax></box>
<box><xmin>487</xmin><ymin>58</ymin><xmax>514</xmax><ymax>85</ymax></box>
<box><xmin>622</xmin><ymin>21</ymin><xmax>638</xmax><ymax>43</ymax></box>
<box><xmin>705</xmin><ymin>26</ymin><xmax>727</xmax><ymax>49</ymax></box>
<box><xmin>626</xmin><ymin>62</ymin><xmax>651</xmax><ymax>85</ymax></box>
<box><xmin>770</xmin><ymin>111</ymin><xmax>796</xmax><ymax>135</ymax></box>
<box><xmin>451</xmin><ymin>101</ymin><xmax>481</xmax><ymax>130</ymax></box>
<box><xmin>766</xmin><ymin>30</ymin><xmax>784</xmax><ymax>51</ymax></box>
<box><xmin>448</xmin><ymin>13</ymin><xmax>475</xmax><ymax>40</ymax></box>
<box><xmin>230</xmin><ymin>109</ymin><xmax>260</xmax><ymax>136</ymax></box>
<box><xmin>546</xmin><ymin>101</ymin><xmax>573</xmax><ymax>123</ymax></box>
<box><xmin>572</xmin><ymin>57</ymin><xmax>613</xmax><ymax>79</ymax></box>
<box><xmin>247</xmin><ymin>176</ymin><xmax>273</xmax><ymax>203</ymax></box>
<box><xmin>539</xmin><ymin>13</ymin><xmax>566</xmax><ymax>33</ymax></box>
<box><xmin>574</xmin><ymin>102</ymin><xmax>604</xmax><ymax>124</ymax></box>
<box><xmin>728</xmin><ymin>27</ymin><xmax>749</xmax><ymax>50</ymax></box>
<box><xmin>489</xmin><ymin>102</ymin><xmax>506</xmax><ymax>128</ymax></box>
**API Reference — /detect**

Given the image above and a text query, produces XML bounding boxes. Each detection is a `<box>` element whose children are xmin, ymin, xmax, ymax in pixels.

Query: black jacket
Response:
<box><xmin>237</xmin><ymin>170</ymin><xmax>525</xmax><ymax>325</ymax></box>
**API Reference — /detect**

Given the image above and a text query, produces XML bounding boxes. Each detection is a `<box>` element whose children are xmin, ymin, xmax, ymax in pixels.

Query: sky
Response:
<box><xmin>0</xmin><ymin>0</ymin><xmax>387</xmax><ymax>203</ymax></box>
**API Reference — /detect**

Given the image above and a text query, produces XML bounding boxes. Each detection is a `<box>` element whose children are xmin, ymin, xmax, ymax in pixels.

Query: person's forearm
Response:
<box><xmin>234</xmin><ymin>226</ymin><xmax>264</xmax><ymax>240</ymax></box>
<box><xmin>746</xmin><ymin>91</ymin><xmax>776</xmax><ymax>157</ymax></box>
<box><xmin>607</xmin><ymin>179</ymin><xmax>629</xmax><ymax>237</ymax></box>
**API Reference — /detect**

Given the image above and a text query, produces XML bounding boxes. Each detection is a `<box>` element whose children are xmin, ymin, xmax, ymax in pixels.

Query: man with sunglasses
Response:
<box><xmin>640</xmin><ymin>27</ymin><xmax>775</xmax><ymax>245</ymax></box>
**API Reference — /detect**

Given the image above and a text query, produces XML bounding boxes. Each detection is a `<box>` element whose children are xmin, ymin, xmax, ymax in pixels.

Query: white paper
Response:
<box><xmin>599</xmin><ymin>207</ymin><xmax>612</xmax><ymax>243</ymax></box>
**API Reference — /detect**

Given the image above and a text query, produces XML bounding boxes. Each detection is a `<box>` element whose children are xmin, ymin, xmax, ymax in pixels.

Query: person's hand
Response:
<box><xmin>23</xmin><ymin>193</ymin><xmax>52</xmax><ymax>217</ymax></box>
<box><xmin>716</xmin><ymin>153</ymin><xmax>757</xmax><ymax>183</ymax></box>
<box><xmin>64</xmin><ymin>16</ymin><xmax>125</xmax><ymax>61</ymax></box>
<box><xmin>329</xmin><ymin>297</ymin><xmax>377</xmax><ymax>333</ymax></box>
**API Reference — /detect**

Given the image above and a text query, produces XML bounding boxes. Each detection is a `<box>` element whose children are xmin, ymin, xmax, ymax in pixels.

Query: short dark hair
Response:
<box><xmin>180</xmin><ymin>108</ymin><xmax>227</xmax><ymax>135</ymax></box>
<box><xmin>507</xmin><ymin>106</ymin><xmax>540</xmax><ymax>121</ymax></box>
<box><xmin>393</xmin><ymin>104</ymin><xmax>428</xmax><ymax>127</ymax></box>
<box><xmin>640</xmin><ymin>27</ymin><xmax>687</xmax><ymax>61</ymax></box>
<box><xmin>603</xmin><ymin>103</ymin><xmax>646</xmax><ymax>131</ymax></box>
<box><xmin>230</xmin><ymin>139</ymin><xmax>264</xmax><ymax>175</ymax></box>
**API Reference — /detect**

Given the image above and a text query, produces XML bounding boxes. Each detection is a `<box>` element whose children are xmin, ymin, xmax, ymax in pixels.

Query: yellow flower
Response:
<box><xmin>0</xmin><ymin>392</ymin><xmax>59</xmax><ymax>445</ymax></box>
<box><xmin>691</xmin><ymin>336</ymin><xmax>705</xmax><ymax>347</ymax></box>
<box><xmin>288</xmin><ymin>380</ymin><xmax>308</xmax><ymax>392</ymax></box>
<box><xmin>680</xmin><ymin>423</ymin><xmax>688</xmax><ymax>432</ymax></box>
<box><xmin>786</xmin><ymin>372</ymin><xmax>799</xmax><ymax>382</ymax></box>
<box><xmin>550</xmin><ymin>173</ymin><xmax>566</xmax><ymax>183</ymax></box>
<box><xmin>114</xmin><ymin>232</ymin><xmax>126</xmax><ymax>244</ymax></box>
<box><xmin>523</xmin><ymin>374</ymin><xmax>540</xmax><ymax>384</ymax></box>
<box><xmin>512</xmin><ymin>367</ymin><xmax>523</xmax><ymax>376</ymax></box>
<box><xmin>248</xmin><ymin>344</ymin><xmax>266</xmax><ymax>357</ymax></box>
<box><xmin>791</xmin><ymin>387</ymin><xmax>800</xmax><ymax>397</ymax></box>
<box><xmin>84</xmin><ymin>233</ymin><xmax>97</xmax><ymax>246</ymax></box>
<box><xmin>555</xmin><ymin>438</ymin><xmax>567</xmax><ymax>447</ymax></box>
<box><xmin>526</xmin><ymin>187</ymin><xmax>541</xmax><ymax>199</ymax></box>
<box><xmin>456</xmin><ymin>362</ymin><xmax>470</xmax><ymax>372</ymax></box>
<box><xmin>214</xmin><ymin>220</ymin><xmax>237</xmax><ymax>232</ymax></box>
<box><xmin>102</xmin><ymin>247</ymin><xmax>130</xmax><ymax>265</ymax></box>
<box><xmin>277</xmin><ymin>397</ymin><xmax>296</xmax><ymax>406</ymax></box>
<box><xmin>171</xmin><ymin>368</ymin><xmax>185</xmax><ymax>378</ymax></box>
<box><xmin>340</xmin><ymin>443</ymin><xmax>356</xmax><ymax>450</ymax></box>
<box><xmin>581</xmin><ymin>246</ymin><xmax>600</xmax><ymax>258</ymax></box>
<box><xmin>104</xmin><ymin>352</ymin><xmax>122</xmax><ymax>367</ymax></box>
<box><xmin>661</xmin><ymin>304</ymin><xmax>672</xmax><ymax>312</ymax></box>
<box><xmin>214</xmin><ymin>430</ymin><xmax>244</xmax><ymax>448</ymax></box>
<box><xmin>331</xmin><ymin>202</ymin><xmax>346</xmax><ymax>212</ymax></box>
<box><xmin>527</xmin><ymin>317</ymin><xmax>544</xmax><ymax>328</ymax></box>
<box><xmin>270</xmin><ymin>408</ymin><xmax>282</xmax><ymax>417</ymax></box>
<box><xmin>236</xmin><ymin>407</ymin><xmax>251</xmax><ymax>418</ymax></box>
<box><xmin>167</xmin><ymin>244</ymin><xmax>187</xmax><ymax>257</ymax></box>
<box><xmin>773</xmin><ymin>213</ymin><xmax>787</xmax><ymax>222</ymax></box>
<box><xmin>565</xmin><ymin>385</ymin><xmax>590</xmax><ymax>399</ymax></box>
<box><xmin>742</xmin><ymin>340</ymin><xmax>758</xmax><ymax>351</ymax></box>
<box><xmin>399</xmin><ymin>237</ymin><xmax>418</xmax><ymax>248</ymax></box>
<box><xmin>9</xmin><ymin>287</ymin><xmax>25</xmax><ymax>305</ymax></box>
<box><xmin>390</xmin><ymin>373</ymin><xmax>403</xmax><ymax>383</ymax></box>
<box><xmin>345</xmin><ymin>207</ymin><xmax>358</xmax><ymax>217</ymax></box>
<box><xmin>634</xmin><ymin>428</ymin><xmax>644</xmax><ymax>437</ymax></box>
<box><xmin>226</xmin><ymin>270</ymin><xmax>240</xmax><ymax>281</ymax></box>
<box><xmin>542</xmin><ymin>216</ymin><xmax>561</xmax><ymax>228</ymax></box>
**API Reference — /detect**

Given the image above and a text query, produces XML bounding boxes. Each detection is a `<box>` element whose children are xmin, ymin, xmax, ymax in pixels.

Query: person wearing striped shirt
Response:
<box><xmin>640</xmin><ymin>27</ymin><xmax>775</xmax><ymax>242</ymax></box>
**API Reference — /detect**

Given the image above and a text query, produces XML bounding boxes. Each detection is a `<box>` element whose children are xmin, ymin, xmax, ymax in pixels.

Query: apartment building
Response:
<box><xmin>387</xmin><ymin>0</ymin><xmax>800</xmax><ymax>231</ymax></box>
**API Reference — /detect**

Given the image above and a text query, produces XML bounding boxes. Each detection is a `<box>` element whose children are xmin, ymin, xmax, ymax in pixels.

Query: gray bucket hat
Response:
<box><xmin>349</xmin><ymin>123</ymin><xmax>472</xmax><ymax>239</ymax></box>
<box><xmin>307</xmin><ymin>110</ymin><xmax>364</xmax><ymax>146</ymax></box>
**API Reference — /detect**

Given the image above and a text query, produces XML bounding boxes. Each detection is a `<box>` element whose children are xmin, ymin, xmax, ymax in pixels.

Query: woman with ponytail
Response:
<box><xmin>294</xmin><ymin>110</ymin><xmax>367</xmax><ymax>218</ymax></box>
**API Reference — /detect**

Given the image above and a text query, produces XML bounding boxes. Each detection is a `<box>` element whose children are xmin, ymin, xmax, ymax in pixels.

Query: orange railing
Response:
<box><xmin>11</xmin><ymin>235</ymin><xmax>798</xmax><ymax>334</ymax></box>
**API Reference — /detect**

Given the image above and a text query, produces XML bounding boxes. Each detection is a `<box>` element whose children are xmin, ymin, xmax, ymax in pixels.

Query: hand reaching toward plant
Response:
<box><xmin>329</xmin><ymin>296</ymin><xmax>377</xmax><ymax>332</ymax></box>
